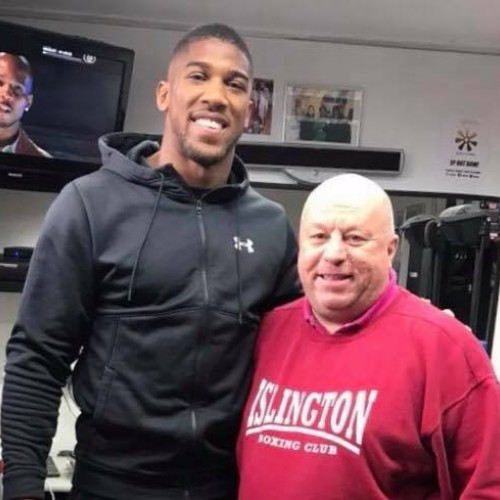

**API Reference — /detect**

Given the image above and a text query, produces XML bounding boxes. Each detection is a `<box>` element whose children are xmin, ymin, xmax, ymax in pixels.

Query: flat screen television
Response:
<box><xmin>0</xmin><ymin>20</ymin><xmax>134</xmax><ymax>192</ymax></box>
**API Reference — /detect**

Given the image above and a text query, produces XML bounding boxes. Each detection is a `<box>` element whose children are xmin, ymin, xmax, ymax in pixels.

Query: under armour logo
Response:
<box><xmin>234</xmin><ymin>236</ymin><xmax>255</xmax><ymax>253</ymax></box>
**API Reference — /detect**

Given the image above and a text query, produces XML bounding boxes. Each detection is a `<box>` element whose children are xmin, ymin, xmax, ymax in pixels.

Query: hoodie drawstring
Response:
<box><xmin>127</xmin><ymin>173</ymin><xmax>165</xmax><ymax>302</ymax></box>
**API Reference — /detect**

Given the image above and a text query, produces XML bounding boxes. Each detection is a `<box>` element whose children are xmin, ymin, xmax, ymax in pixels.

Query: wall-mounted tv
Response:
<box><xmin>0</xmin><ymin>20</ymin><xmax>134</xmax><ymax>192</ymax></box>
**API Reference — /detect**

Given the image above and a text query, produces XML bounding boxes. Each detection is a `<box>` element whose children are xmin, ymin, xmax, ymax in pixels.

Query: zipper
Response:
<box><xmin>191</xmin><ymin>409</ymin><xmax>198</xmax><ymax>440</ymax></box>
<box><xmin>188</xmin><ymin>405</ymin><xmax>198</xmax><ymax>496</ymax></box>
<box><xmin>196</xmin><ymin>200</ymin><xmax>209</xmax><ymax>305</ymax></box>
<box><xmin>190</xmin><ymin>200</ymin><xmax>210</xmax><ymax>459</ymax></box>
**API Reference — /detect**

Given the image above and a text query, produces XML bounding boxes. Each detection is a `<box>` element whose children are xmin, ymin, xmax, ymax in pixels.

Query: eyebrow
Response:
<box><xmin>0</xmin><ymin>75</ymin><xmax>28</xmax><ymax>91</ymax></box>
<box><xmin>185</xmin><ymin>61</ymin><xmax>250</xmax><ymax>82</ymax></box>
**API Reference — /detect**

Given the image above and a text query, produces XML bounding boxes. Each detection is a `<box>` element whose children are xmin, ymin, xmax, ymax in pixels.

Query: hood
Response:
<box><xmin>98</xmin><ymin>132</ymin><xmax>251</xmax><ymax>304</ymax></box>
<box><xmin>98</xmin><ymin>132</ymin><xmax>250</xmax><ymax>203</ymax></box>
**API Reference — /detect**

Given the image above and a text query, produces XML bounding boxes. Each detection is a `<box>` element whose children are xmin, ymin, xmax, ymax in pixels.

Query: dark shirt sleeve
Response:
<box><xmin>1</xmin><ymin>182</ymin><xmax>94</xmax><ymax>500</ymax></box>
<box><xmin>266</xmin><ymin>222</ymin><xmax>302</xmax><ymax>311</ymax></box>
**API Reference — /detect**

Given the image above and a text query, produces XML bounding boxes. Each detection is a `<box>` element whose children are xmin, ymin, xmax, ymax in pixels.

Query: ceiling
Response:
<box><xmin>2</xmin><ymin>0</ymin><xmax>500</xmax><ymax>54</ymax></box>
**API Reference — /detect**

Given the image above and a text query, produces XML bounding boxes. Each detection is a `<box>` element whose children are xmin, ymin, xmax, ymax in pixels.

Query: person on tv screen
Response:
<box><xmin>237</xmin><ymin>173</ymin><xmax>500</xmax><ymax>499</ymax></box>
<box><xmin>0</xmin><ymin>51</ymin><xmax>51</xmax><ymax>157</ymax></box>
<box><xmin>0</xmin><ymin>24</ymin><xmax>301</xmax><ymax>500</ymax></box>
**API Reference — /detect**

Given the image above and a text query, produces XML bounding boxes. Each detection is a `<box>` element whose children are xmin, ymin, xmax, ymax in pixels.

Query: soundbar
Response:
<box><xmin>236</xmin><ymin>142</ymin><xmax>404</xmax><ymax>176</ymax></box>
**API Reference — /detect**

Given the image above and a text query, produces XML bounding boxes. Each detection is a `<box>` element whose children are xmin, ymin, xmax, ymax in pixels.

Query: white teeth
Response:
<box><xmin>195</xmin><ymin>118</ymin><xmax>222</xmax><ymax>130</ymax></box>
<box><xmin>320</xmin><ymin>274</ymin><xmax>347</xmax><ymax>281</ymax></box>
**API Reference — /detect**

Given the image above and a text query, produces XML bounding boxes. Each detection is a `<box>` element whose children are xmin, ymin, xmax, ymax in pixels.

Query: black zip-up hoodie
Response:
<box><xmin>1</xmin><ymin>133</ymin><xmax>301</xmax><ymax>500</ymax></box>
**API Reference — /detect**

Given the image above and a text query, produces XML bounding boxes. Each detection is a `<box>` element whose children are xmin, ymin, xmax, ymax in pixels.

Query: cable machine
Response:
<box><xmin>399</xmin><ymin>203</ymin><xmax>500</xmax><ymax>355</ymax></box>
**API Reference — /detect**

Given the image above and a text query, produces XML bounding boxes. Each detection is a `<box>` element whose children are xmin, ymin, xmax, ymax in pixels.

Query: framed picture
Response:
<box><xmin>244</xmin><ymin>78</ymin><xmax>274</xmax><ymax>135</ymax></box>
<box><xmin>283</xmin><ymin>84</ymin><xmax>363</xmax><ymax>146</ymax></box>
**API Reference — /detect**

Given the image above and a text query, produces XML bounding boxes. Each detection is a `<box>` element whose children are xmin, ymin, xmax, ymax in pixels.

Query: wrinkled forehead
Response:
<box><xmin>304</xmin><ymin>198</ymin><xmax>372</xmax><ymax>226</ymax></box>
<box><xmin>301</xmin><ymin>186</ymin><xmax>391</xmax><ymax>235</ymax></box>
<box><xmin>0</xmin><ymin>55</ymin><xmax>33</xmax><ymax>92</ymax></box>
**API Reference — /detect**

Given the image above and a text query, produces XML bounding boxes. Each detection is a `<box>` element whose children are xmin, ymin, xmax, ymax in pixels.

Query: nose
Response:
<box><xmin>323</xmin><ymin>233</ymin><xmax>347</xmax><ymax>263</ymax></box>
<box><xmin>201</xmin><ymin>78</ymin><xmax>228</xmax><ymax>110</ymax></box>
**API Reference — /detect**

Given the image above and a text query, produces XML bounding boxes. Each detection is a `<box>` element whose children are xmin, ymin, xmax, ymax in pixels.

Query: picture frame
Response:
<box><xmin>283</xmin><ymin>84</ymin><xmax>363</xmax><ymax>146</ymax></box>
<box><xmin>244</xmin><ymin>77</ymin><xmax>274</xmax><ymax>136</ymax></box>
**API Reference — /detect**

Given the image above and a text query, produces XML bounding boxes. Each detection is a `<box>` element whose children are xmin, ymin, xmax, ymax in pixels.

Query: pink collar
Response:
<box><xmin>304</xmin><ymin>269</ymin><xmax>399</xmax><ymax>334</ymax></box>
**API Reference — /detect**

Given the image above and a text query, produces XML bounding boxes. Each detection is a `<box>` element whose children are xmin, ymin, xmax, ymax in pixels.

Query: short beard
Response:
<box><xmin>180</xmin><ymin>135</ymin><xmax>239</xmax><ymax>168</ymax></box>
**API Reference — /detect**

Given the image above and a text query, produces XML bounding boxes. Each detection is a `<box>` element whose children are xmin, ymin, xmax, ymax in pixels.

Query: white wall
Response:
<box><xmin>0</xmin><ymin>290</ymin><xmax>78</xmax><ymax>455</ymax></box>
<box><xmin>5</xmin><ymin>16</ymin><xmax>500</xmax><ymax>197</ymax></box>
<box><xmin>1</xmin><ymin>17</ymin><xmax>499</xmax><ymax>378</ymax></box>
<box><xmin>0</xmin><ymin>188</ymin><xmax>57</xmax><ymax>378</ymax></box>
<box><xmin>0</xmin><ymin>188</ymin><xmax>75</xmax><ymax>455</ymax></box>
<box><xmin>0</xmin><ymin>189</ymin><xmax>57</xmax><ymax>249</ymax></box>
<box><xmin>0</xmin><ymin>292</ymin><xmax>21</xmax><ymax>380</ymax></box>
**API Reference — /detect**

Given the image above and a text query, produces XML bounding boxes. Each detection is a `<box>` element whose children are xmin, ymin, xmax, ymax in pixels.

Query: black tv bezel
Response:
<box><xmin>0</xmin><ymin>20</ymin><xmax>135</xmax><ymax>192</ymax></box>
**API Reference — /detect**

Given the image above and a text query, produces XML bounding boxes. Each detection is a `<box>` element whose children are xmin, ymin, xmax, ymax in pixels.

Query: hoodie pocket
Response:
<box><xmin>86</xmin><ymin>310</ymin><xmax>201</xmax><ymax>432</ymax></box>
<box><xmin>93</xmin><ymin>365</ymin><xmax>116</xmax><ymax>421</ymax></box>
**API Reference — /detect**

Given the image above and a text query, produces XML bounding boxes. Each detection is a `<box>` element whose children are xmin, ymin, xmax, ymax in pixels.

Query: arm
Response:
<box><xmin>1</xmin><ymin>183</ymin><xmax>95</xmax><ymax>500</ymax></box>
<box><xmin>266</xmin><ymin>222</ymin><xmax>302</xmax><ymax>310</ymax></box>
<box><xmin>435</xmin><ymin>376</ymin><xmax>500</xmax><ymax>497</ymax></box>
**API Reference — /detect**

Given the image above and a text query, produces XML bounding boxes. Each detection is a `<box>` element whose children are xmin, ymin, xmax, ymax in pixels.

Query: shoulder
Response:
<box><xmin>16</xmin><ymin>128</ymin><xmax>51</xmax><ymax>157</ymax></box>
<box><xmin>242</xmin><ymin>186</ymin><xmax>288</xmax><ymax>216</ymax></box>
<box><xmin>70</xmin><ymin>166</ymin><xmax>129</xmax><ymax>207</ymax></box>
<box><xmin>391</xmin><ymin>288</ymin><xmax>472</xmax><ymax>338</ymax></box>
<box><xmin>73</xmin><ymin>165</ymin><xmax>114</xmax><ymax>189</ymax></box>
<box><xmin>390</xmin><ymin>288</ymin><xmax>459</xmax><ymax>324</ymax></box>
<box><xmin>260</xmin><ymin>297</ymin><xmax>305</xmax><ymax>330</ymax></box>
<box><xmin>238</xmin><ymin>188</ymin><xmax>296</xmax><ymax>250</ymax></box>
<box><xmin>46</xmin><ymin>169</ymin><xmax>115</xmax><ymax>224</ymax></box>
<box><xmin>388</xmin><ymin>288</ymin><xmax>494</xmax><ymax>380</ymax></box>
<box><xmin>255</xmin><ymin>297</ymin><xmax>305</xmax><ymax>351</ymax></box>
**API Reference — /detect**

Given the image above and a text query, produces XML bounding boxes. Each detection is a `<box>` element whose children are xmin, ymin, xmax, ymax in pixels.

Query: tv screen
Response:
<box><xmin>0</xmin><ymin>20</ymin><xmax>134</xmax><ymax>191</ymax></box>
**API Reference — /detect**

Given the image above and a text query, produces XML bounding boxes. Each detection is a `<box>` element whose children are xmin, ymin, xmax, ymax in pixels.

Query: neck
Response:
<box><xmin>148</xmin><ymin>144</ymin><xmax>234</xmax><ymax>189</ymax></box>
<box><xmin>0</xmin><ymin>123</ymin><xmax>20</xmax><ymax>148</ymax></box>
<box><xmin>312</xmin><ymin>272</ymin><xmax>395</xmax><ymax>334</ymax></box>
<box><xmin>313</xmin><ymin>309</ymin><xmax>358</xmax><ymax>334</ymax></box>
<box><xmin>316</xmin><ymin>317</ymin><xmax>344</xmax><ymax>335</ymax></box>
<box><xmin>314</xmin><ymin>299</ymin><xmax>374</xmax><ymax>334</ymax></box>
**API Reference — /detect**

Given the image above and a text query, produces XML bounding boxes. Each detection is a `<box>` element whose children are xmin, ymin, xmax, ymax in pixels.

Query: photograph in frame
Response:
<box><xmin>244</xmin><ymin>78</ymin><xmax>274</xmax><ymax>135</ymax></box>
<box><xmin>283</xmin><ymin>84</ymin><xmax>363</xmax><ymax>146</ymax></box>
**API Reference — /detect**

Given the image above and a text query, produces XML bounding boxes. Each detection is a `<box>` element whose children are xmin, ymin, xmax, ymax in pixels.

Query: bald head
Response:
<box><xmin>298</xmin><ymin>174</ymin><xmax>398</xmax><ymax>332</ymax></box>
<box><xmin>301</xmin><ymin>173</ymin><xmax>395</xmax><ymax>239</ymax></box>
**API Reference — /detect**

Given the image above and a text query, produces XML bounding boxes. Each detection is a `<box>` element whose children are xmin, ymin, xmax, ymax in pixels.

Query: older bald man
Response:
<box><xmin>238</xmin><ymin>173</ymin><xmax>500</xmax><ymax>499</ymax></box>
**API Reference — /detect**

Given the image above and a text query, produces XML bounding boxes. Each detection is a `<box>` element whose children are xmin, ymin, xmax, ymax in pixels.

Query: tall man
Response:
<box><xmin>0</xmin><ymin>52</ymin><xmax>51</xmax><ymax>157</ymax></box>
<box><xmin>1</xmin><ymin>24</ymin><xmax>300</xmax><ymax>500</ymax></box>
<box><xmin>238</xmin><ymin>174</ymin><xmax>500</xmax><ymax>499</ymax></box>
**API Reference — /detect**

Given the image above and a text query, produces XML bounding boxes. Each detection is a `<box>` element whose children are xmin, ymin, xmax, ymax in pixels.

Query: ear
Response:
<box><xmin>25</xmin><ymin>94</ymin><xmax>33</xmax><ymax>112</ymax></box>
<box><xmin>244</xmin><ymin>97</ymin><xmax>252</xmax><ymax>129</ymax></box>
<box><xmin>156</xmin><ymin>80</ymin><xmax>170</xmax><ymax>112</ymax></box>
<box><xmin>388</xmin><ymin>234</ymin><xmax>399</xmax><ymax>261</ymax></box>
